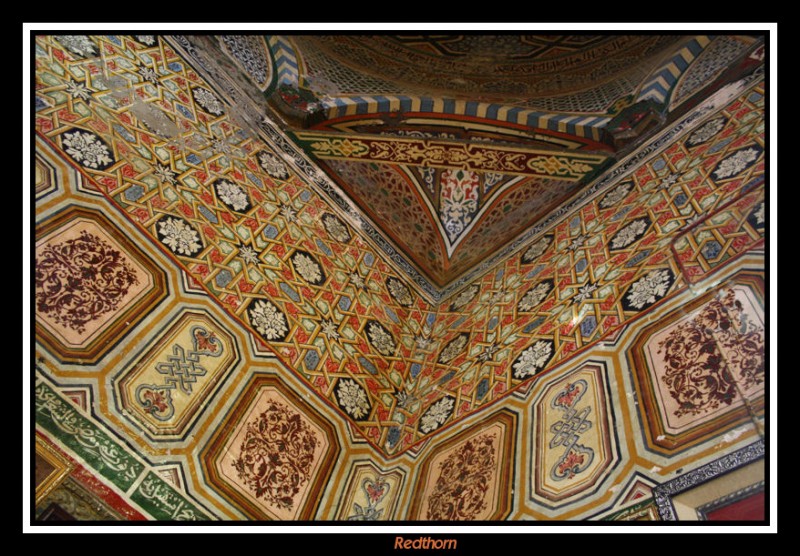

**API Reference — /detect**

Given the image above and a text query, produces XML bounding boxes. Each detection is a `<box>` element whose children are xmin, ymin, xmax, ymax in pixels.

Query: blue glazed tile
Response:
<box><xmin>476</xmin><ymin>378</ymin><xmax>489</xmax><ymax>400</ymax></box>
<box><xmin>263</xmin><ymin>225</ymin><xmax>279</xmax><ymax>239</ymax></box>
<box><xmin>527</xmin><ymin>265</ymin><xmax>545</xmax><ymax>279</ymax></box>
<box><xmin>385</xmin><ymin>306</ymin><xmax>399</xmax><ymax>324</ymax></box>
<box><xmin>280</xmin><ymin>283</ymin><xmax>300</xmax><ymax>302</ymax></box>
<box><xmin>124</xmin><ymin>184</ymin><xmax>145</xmax><ymax>202</ymax></box>
<box><xmin>580</xmin><ymin>316</ymin><xmax>597</xmax><ymax>337</ymax></box>
<box><xmin>214</xmin><ymin>270</ymin><xmax>232</xmax><ymax>288</ymax></box>
<box><xmin>247</xmin><ymin>172</ymin><xmax>263</xmax><ymax>188</ymax></box>
<box><xmin>198</xmin><ymin>205</ymin><xmax>218</xmax><ymax>224</ymax></box>
<box><xmin>304</xmin><ymin>350</ymin><xmax>320</xmax><ymax>371</ymax></box>
<box><xmin>315</xmin><ymin>239</ymin><xmax>332</xmax><ymax>257</ymax></box>
<box><xmin>702</xmin><ymin>240</ymin><xmax>722</xmax><ymax>260</ymax></box>
<box><xmin>387</xmin><ymin>427</ymin><xmax>401</xmax><ymax>446</ymax></box>
<box><xmin>524</xmin><ymin>317</ymin><xmax>546</xmax><ymax>333</ymax></box>
<box><xmin>626</xmin><ymin>249</ymin><xmax>652</xmax><ymax>267</ymax></box>
<box><xmin>359</xmin><ymin>356</ymin><xmax>377</xmax><ymax>375</ymax></box>
<box><xmin>176</xmin><ymin>104</ymin><xmax>194</xmax><ymax>121</ymax></box>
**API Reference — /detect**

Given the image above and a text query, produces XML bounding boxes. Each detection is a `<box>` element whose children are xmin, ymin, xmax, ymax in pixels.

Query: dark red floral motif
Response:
<box><xmin>657</xmin><ymin>289</ymin><xmax>764</xmax><ymax>417</ymax></box>
<box><xmin>193</xmin><ymin>328</ymin><xmax>219</xmax><ymax>353</ymax></box>
<box><xmin>425</xmin><ymin>433</ymin><xmax>496</xmax><ymax>521</ymax></box>
<box><xmin>554</xmin><ymin>382</ymin><xmax>583</xmax><ymax>409</ymax></box>
<box><xmin>233</xmin><ymin>400</ymin><xmax>318</xmax><ymax>510</ymax></box>
<box><xmin>556</xmin><ymin>449</ymin><xmax>585</xmax><ymax>479</ymax></box>
<box><xmin>365</xmin><ymin>477</ymin><xmax>388</xmax><ymax>504</ymax></box>
<box><xmin>35</xmin><ymin>230</ymin><xmax>140</xmax><ymax>334</ymax></box>
<box><xmin>142</xmin><ymin>389</ymin><xmax>169</xmax><ymax>413</ymax></box>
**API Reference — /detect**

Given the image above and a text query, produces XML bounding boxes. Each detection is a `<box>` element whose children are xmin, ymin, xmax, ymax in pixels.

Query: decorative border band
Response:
<box><xmin>652</xmin><ymin>439</ymin><xmax>765</xmax><ymax>521</ymax></box>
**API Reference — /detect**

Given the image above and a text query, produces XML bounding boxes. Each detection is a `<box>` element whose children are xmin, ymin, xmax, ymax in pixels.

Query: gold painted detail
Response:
<box><xmin>299</xmin><ymin>132</ymin><xmax>607</xmax><ymax>179</ymax></box>
<box><xmin>35</xmin><ymin>436</ymin><xmax>74</xmax><ymax>505</ymax></box>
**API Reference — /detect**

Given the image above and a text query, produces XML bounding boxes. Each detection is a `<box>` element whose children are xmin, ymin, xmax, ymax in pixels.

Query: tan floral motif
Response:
<box><xmin>192</xmin><ymin>86</ymin><xmax>224</xmax><ymax>115</ymax></box>
<box><xmin>610</xmin><ymin>218</ymin><xmax>649</xmax><ymax>250</ymax></box>
<box><xmin>438</xmin><ymin>333</ymin><xmax>469</xmax><ymax>364</ymax></box>
<box><xmin>157</xmin><ymin>217</ymin><xmax>202</xmax><ymax>256</ymax></box>
<box><xmin>522</xmin><ymin>235</ymin><xmax>553</xmax><ymax>263</ymax></box>
<box><xmin>291</xmin><ymin>251</ymin><xmax>324</xmax><ymax>285</ymax></box>
<box><xmin>335</xmin><ymin>379</ymin><xmax>370</xmax><ymax>420</ymax></box>
<box><xmin>450</xmin><ymin>285</ymin><xmax>479</xmax><ymax>310</ymax></box>
<box><xmin>366</xmin><ymin>321</ymin><xmax>396</xmax><ymax>356</ymax></box>
<box><xmin>419</xmin><ymin>396</ymin><xmax>455</xmax><ymax>433</ymax></box>
<box><xmin>517</xmin><ymin>281</ymin><xmax>552</xmax><ymax>312</ymax></box>
<box><xmin>386</xmin><ymin>277</ymin><xmax>413</xmax><ymax>306</ymax></box>
<box><xmin>248</xmin><ymin>299</ymin><xmax>289</xmax><ymax>341</ymax></box>
<box><xmin>625</xmin><ymin>269</ymin><xmax>672</xmax><ymax>310</ymax></box>
<box><xmin>61</xmin><ymin>130</ymin><xmax>114</xmax><ymax>170</ymax></box>
<box><xmin>322</xmin><ymin>213</ymin><xmax>351</xmax><ymax>243</ymax></box>
<box><xmin>258</xmin><ymin>151</ymin><xmax>289</xmax><ymax>179</ymax></box>
<box><xmin>512</xmin><ymin>340</ymin><xmax>553</xmax><ymax>379</ymax></box>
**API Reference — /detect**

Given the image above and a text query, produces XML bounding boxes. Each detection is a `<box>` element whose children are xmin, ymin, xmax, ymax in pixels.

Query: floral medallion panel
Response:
<box><xmin>115</xmin><ymin>309</ymin><xmax>238</xmax><ymax>441</ymax></box>
<box><xmin>335</xmin><ymin>461</ymin><xmax>406</xmax><ymax>521</ymax></box>
<box><xmin>628</xmin><ymin>270</ymin><xmax>765</xmax><ymax>453</ymax></box>
<box><xmin>530</xmin><ymin>361</ymin><xmax>619</xmax><ymax>508</ymax></box>
<box><xmin>202</xmin><ymin>375</ymin><xmax>339</xmax><ymax>520</ymax></box>
<box><xmin>408</xmin><ymin>409</ymin><xmax>516</xmax><ymax>521</ymax></box>
<box><xmin>35</xmin><ymin>207</ymin><xmax>167</xmax><ymax>364</ymax></box>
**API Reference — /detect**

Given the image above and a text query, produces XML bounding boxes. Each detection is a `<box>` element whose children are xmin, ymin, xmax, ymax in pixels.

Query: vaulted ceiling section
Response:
<box><xmin>32</xmin><ymin>33</ymin><xmax>768</xmax><ymax>522</ymax></box>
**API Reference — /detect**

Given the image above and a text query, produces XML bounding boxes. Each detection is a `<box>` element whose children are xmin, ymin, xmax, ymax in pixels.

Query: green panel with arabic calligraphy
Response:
<box><xmin>130</xmin><ymin>472</ymin><xmax>210</xmax><ymax>520</ymax></box>
<box><xmin>34</xmin><ymin>379</ymin><xmax>144</xmax><ymax>491</ymax></box>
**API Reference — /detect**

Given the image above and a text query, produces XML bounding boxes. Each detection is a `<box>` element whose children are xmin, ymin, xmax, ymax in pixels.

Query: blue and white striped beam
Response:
<box><xmin>267</xmin><ymin>36</ymin><xmax>300</xmax><ymax>86</ymax></box>
<box><xmin>637</xmin><ymin>36</ymin><xmax>711</xmax><ymax>104</ymax></box>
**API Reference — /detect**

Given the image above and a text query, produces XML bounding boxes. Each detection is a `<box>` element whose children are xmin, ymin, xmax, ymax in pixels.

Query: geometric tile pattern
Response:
<box><xmin>673</xmin><ymin>183</ymin><xmax>765</xmax><ymax>283</ymax></box>
<box><xmin>638</xmin><ymin>35</ymin><xmax>759</xmax><ymax>108</ymax></box>
<box><xmin>669</xmin><ymin>35</ymin><xmax>757</xmax><ymax>111</ymax></box>
<box><xmin>318</xmin><ymin>159</ymin><xmax>589</xmax><ymax>286</ymax></box>
<box><xmin>33</xmin><ymin>35</ymin><xmax>766</xmax><ymax>458</ymax></box>
<box><xmin>32</xmin><ymin>34</ymin><xmax>768</xmax><ymax>522</ymax></box>
<box><xmin>287</xmin><ymin>35</ymin><xmax>685</xmax><ymax>134</ymax></box>
<box><xmin>218</xmin><ymin>35</ymin><xmax>273</xmax><ymax>92</ymax></box>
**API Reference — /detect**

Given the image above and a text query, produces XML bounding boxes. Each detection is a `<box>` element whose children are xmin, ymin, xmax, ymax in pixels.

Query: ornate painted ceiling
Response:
<box><xmin>209</xmin><ymin>33</ymin><xmax>761</xmax><ymax>295</ymax></box>
<box><xmin>30</xmin><ymin>33</ymin><xmax>769</xmax><ymax>524</ymax></box>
